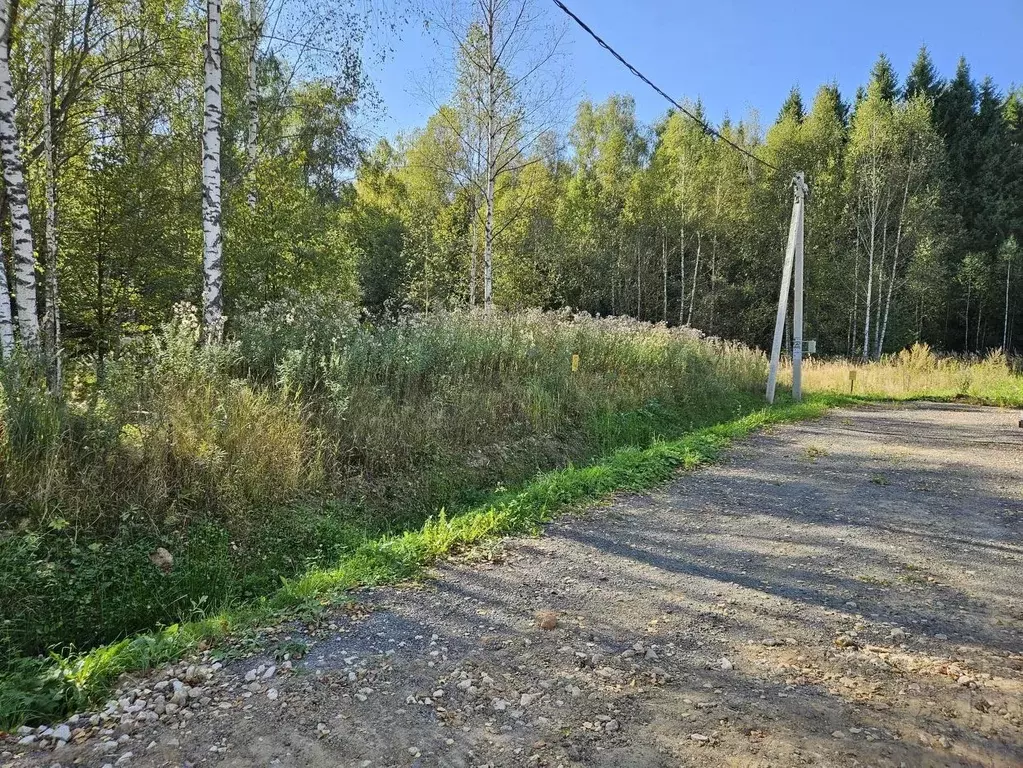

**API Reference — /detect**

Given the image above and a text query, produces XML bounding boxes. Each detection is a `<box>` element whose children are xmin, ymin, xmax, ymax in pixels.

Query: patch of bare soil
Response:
<box><xmin>5</xmin><ymin>403</ymin><xmax>1022</xmax><ymax>768</ymax></box>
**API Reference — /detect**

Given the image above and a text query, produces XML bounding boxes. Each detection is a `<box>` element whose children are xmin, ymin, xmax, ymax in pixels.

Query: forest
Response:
<box><xmin>353</xmin><ymin>46</ymin><xmax>1023</xmax><ymax>357</ymax></box>
<box><xmin>0</xmin><ymin>0</ymin><xmax>1022</xmax><ymax>729</ymax></box>
<box><xmin>0</xmin><ymin>0</ymin><xmax>1017</xmax><ymax>366</ymax></box>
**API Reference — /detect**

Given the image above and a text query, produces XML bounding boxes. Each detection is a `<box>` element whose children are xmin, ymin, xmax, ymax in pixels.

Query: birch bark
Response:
<box><xmin>43</xmin><ymin>0</ymin><xmax>61</xmax><ymax>386</ymax></box>
<box><xmin>245</xmin><ymin>0</ymin><xmax>261</xmax><ymax>210</ymax></box>
<box><xmin>0</xmin><ymin>0</ymin><xmax>39</xmax><ymax>349</ymax></box>
<box><xmin>200</xmin><ymin>0</ymin><xmax>223</xmax><ymax>339</ymax></box>
<box><xmin>202</xmin><ymin>0</ymin><xmax>224</xmax><ymax>337</ymax></box>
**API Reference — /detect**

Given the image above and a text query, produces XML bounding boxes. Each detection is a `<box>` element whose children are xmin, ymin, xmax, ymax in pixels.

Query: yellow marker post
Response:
<box><xmin>849</xmin><ymin>369</ymin><xmax>857</xmax><ymax>394</ymax></box>
<box><xmin>571</xmin><ymin>353</ymin><xmax>580</xmax><ymax>373</ymax></box>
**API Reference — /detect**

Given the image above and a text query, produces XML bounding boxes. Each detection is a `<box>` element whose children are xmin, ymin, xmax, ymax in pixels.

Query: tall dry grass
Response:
<box><xmin>1</xmin><ymin>302</ymin><xmax>767</xmax><ymax>659</ymax></box>
<box><xmin>785</xmin><ymin>343</ymin><xmax>1023</xmax><ymax>406</ymax></box>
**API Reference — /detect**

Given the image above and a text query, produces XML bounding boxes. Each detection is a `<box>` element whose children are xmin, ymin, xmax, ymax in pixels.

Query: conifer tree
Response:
<box><xmin>904</xmin><ymin>46</ymin><xmax>942</xmax><ymax>101</ymax></box>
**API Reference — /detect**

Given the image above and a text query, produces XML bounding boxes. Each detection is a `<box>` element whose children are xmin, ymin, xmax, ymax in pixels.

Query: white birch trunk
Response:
<box><xmin>678</xmin><ymin>164</ymin><xmax>686</xmax><ymax>325</ymax></box>
<box><xmin>850</xmin><ymin>208</ymin><xmax>860</xmax><ymax>355</ymax></box>
<box><xmin>245</xmin><ymin>0</ymin><xmax>261</xmax><ymax>210</ymax></box>
<box><xmin>481</xmin><ymin>3</ymin><xmax>495</xmax><ymax>313</ymax></box>
<box><xmin>468</xmin><ymin>200</ymin><xmax>478</xmax><ymax>306</ymax></box>
<box><xmin>0</xmin><ymin>244</ymin><xmax>14</xmax><ymax>356</ymax></box>
<box><xmin>976</xmin><ymin>298</ymin><xmax>983</xmax><ymax>352</ymax></box>
<box><xmin>661</xmin><ymin>227</ymin><xmax>667</xmax><ymax>322</ymax></box>
<box><xmin>1004</xmin><ymin>258</ymin><xmax>1011</xmax><ymax>352</ymax></box>
<box><xmin>483</xmin><ymin>165</ymin><xmax>494</xmax><ymax>311</ymax></box>
<box><xmin>202</xmin><ymin>0</ymin><xmax>224</xmax><ymax>337</ymax></box>
<box><xmin>878</xmin><ymin>158</ymin><xmax>913</xmax><ymax>358</ymax></box>
<box><xmin>710</xmin><ymin>178</ymin><xmax>721</xmax><ymax>334</ymax></box>
<box><xmin>862</xmin><ymin>171</ymin><xmax>878</xmax><ymax>361</ymax></box>
<box><xmin>43</xmin><ymin>0</ymin><xmax>60</xmax><ymax>386</ymax></box>
<box><xmin>873</xmin><ymin>192</ymin><xmax>892</xmax><ymax>359</ymax></box>
<box><xmin>635</xmin><ymin>235</ymin><xmax>641</xmax><ymax>319</ymax></box>
<box><xmin>678</xmin><ymin>221</ymin><xmax>685</xmax><ymax>324</ymax></box>
<box><xmin>964</xmin><ymin>285</ymin><xmax>970</xmax><ymax>350</ymax></box>
<box><xmin>687</xmin><ymin>231</ymin><xmax>701</xmax><ymax>326</ymax></box>
<box><xmin>0</xmin><ymin>0</ymin><xmax>39</xmax><ymax>349</ymax></box>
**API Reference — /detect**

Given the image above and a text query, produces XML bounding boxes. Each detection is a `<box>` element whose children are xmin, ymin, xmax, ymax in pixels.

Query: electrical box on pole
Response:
<box><xmin>766</xmin><ymin>172</ymin><xmax>808</xmax><ymax>404</ymax></box>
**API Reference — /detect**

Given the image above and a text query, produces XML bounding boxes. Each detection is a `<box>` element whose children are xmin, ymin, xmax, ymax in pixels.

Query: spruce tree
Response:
<box><xmin>778</xmin><ymin>86</ymin><xmax>805</xmax><ymax>123</ymax></box>
<box><xmin>869</xmin><ymin>54</ymin><xmax>900</xmax><ymax>102</ymax></box>
<box><xmin>904</xmin><ymin>45</ymin><xmax>942</xmax><ymax>101</ymax></box>
<box><xmin>934</xmin><ymin>57</ymin><xmax>980</xmax><ymax>249</ymax></box>
<box><xmin>975</xmin><ymin>77</ymin><xmax>1010</xmax><ymax>251</ymax></box>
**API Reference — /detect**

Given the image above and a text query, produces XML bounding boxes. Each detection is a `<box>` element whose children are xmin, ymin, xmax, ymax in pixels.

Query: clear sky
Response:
<box><xmin>365</xmin><ymin>0</ymin><xmax>1022</xmax><ymax>140</ymax></box>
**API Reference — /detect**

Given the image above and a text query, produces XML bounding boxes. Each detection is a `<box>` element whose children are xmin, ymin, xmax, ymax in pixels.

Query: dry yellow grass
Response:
<box><xmin>781</xmin><ymin>343</ymin><xmax>1023</xmax><ymax>406</ymax></box>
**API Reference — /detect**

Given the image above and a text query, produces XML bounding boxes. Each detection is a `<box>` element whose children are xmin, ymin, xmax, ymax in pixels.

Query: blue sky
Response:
<box><xmin>365</xmin><ymin>0</ymin><xmax>1022</xmax><ymax>139</ymax></box>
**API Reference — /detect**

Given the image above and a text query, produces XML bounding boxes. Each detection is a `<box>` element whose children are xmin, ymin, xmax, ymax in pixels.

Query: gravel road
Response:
<box><xmin>5</xmin><ymin>402</ymin><xmax>1022</xmax><ymax>768</ymax></box>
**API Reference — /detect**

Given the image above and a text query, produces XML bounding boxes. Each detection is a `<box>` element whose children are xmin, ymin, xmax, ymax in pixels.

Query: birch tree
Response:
<box><xmin>245</xmin><ymin>0</ymin><xmax>262</xmax><ymax>210</ymax></box>
<box><xmin>42</xmin><ymin>0</ymin><xmax>61</xmax><ymax>386</ymax></box>
<box><xmin>0</xmin><ymin>200</ymin><xmax>13</xmax><ymax>355</ymax></box>
<box><xmin>202</xmin><ymin>0</ymin><xmax>224</xmax><ymax>338</ymax></box>
<box><xmin>0</xmin><ymin>0</ymin><xmax>39</xmax><ymax>349</ymax></box>
<box><xmin>875</xmin><ymin>97</ymin><xmax>942</xmax><ymax>355</ymax></box>
<box><xmin>847</xmin><ymin>77</ymin><xmax>897</xmax><ymax>359</ymax></box>
<box><xmin>1001</xmin><ymin>236</ymin><xmax>1018</xmax><ymax>351</ymax></box>
<box><xmin>424</xmin><ymin>0</ymin><xmax>565</xmax><ymax>311</ymax></box>
<box><xmin>650</xmin><ymin>106</ymin><xmax>711</xmax><ymax>324</ymax></box>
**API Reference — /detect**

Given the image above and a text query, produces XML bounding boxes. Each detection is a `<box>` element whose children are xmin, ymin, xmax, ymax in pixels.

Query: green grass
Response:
<box><xmin>1</xmin><ymin>309</ymin><xmax>768</xmax><ymax>662</ymax></box>
<box><xmin>0</xmin><ymin>395</ymin><xmax>835</xmax><ymax>730</ymax></box>
<box><xmin>3</xmin><ymin>306</ymin><xmax>1019</xmax><ymax>730</ymax></box>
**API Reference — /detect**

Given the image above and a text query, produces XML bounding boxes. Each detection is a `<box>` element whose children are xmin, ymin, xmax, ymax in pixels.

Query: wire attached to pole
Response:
<box><xmin>549</xmin><ymin>0</ymin><xmax>781</xmax><ymax>173</ymax></box>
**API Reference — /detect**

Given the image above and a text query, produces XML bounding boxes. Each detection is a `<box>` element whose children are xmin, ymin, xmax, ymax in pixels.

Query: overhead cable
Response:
<box><xmin>549</xmin><ymin>0</ymin><xmax>781</xmax><ymax>172</ymax></box>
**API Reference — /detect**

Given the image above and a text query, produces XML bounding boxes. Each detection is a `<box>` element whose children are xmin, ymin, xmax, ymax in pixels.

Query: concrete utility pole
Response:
<box><xmin>766</xmin><ymin>171</ymin><xmax>808</xmax><ymax>404</ymax></box>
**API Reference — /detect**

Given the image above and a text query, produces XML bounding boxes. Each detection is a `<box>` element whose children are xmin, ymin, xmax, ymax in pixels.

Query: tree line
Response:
<box><xmin>352</xmin><ymin>35</ymin><xmax>1022</xmax><ymax>357</ymax></box>
<box><xmin>0</xmin><ymin>0</ymin><xmax>1019</xmax><ymax>392</ymax></box>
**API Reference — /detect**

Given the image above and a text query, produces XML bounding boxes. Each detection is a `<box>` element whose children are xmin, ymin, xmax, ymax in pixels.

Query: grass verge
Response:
<box><xmin>0</xmin><ymin>395</ymin><xmax>841</xmax><ymax>729</ymax></box>
<box><xmin>5</xmin><ymin>390</ymin><xmax>1016</xmax><ymax>729</ymax></box>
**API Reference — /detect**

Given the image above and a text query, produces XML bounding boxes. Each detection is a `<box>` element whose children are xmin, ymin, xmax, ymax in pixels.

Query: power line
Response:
<box><xmin>549</xmin><ymin>0</ymin><xmax>780</xmax><ymax>173</ymax></box>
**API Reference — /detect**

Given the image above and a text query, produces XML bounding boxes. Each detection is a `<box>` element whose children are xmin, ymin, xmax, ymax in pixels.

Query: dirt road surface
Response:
<box><xmin>5</xmin><ymin>402</ymin><xmax>1023</xmax><ymax>768</ymax></box>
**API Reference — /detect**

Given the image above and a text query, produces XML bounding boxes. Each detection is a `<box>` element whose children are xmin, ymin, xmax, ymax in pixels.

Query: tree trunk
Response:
<box><xmin>0</xmin><ymin>242</ymin><xmax>13</xmax><ymax>357</ymax></box>
<box><xmin>1005</xmin><ymin>258</ymin><xmax>1011</xmax><ymax>352</ymax></box>
<box><xmin>850</xmin><ymin>226</ymin><xmax>859</xmax><ymax>355</ymax></box>
<box><xmin>635</xmin><ymin>234</ymin><xmax>641</xmax><ymax>319</ymax></box>
<box><xmin>0</xmin><ymin>0</ymin><xmax>39</xmax><ymax>349</ymax></box>
<box><xmin>709</xmin><ymin>178</ymin><xmax>721</xmax><ymax>335</ymax></box>
<box><xmin>710</xmin><ymin>231</ymin><xmax>717</xmax><ymax>335</ymax></box>
<box><xmin>678</xmin><ymin>222</ymin><xmax>685</xmax><ymax>324</ymax></box>
<box><xmin>469</xmin><ymin>200</ymin><xmax>478</xmax><ymax>306</ymax></box>
<box><xmin>661</xmin><ymin>226</ymin><xmax>667</xmax><ymax>322</ymax></box>
<box><xmin>975</xmin><ymin>298</ymin><xmax>983</xmax><ymax>352</ymax></box>
<box><xmin>202</xmin><ymin>0</ymin><xmax>225</xmax><ymax>338</ymax></box>
<box><xmin>878</xmin><ymin>158</ymin><xmax>913</xmax><ymax>358</ymax></box>
<box><xmin>964</xmin><ymin>284</ymin><xmax>970</xmax><ymax>350</ymax></box>
<box><xmin>687</xmin><ymin>231</ymin><xmax>701</xmax><ymax>326</ymax></box>
<box><xmin>483</xmin><ymin>171</ymin><xmax>494</xmax><ymax>311</ymax></box>
<box><xmin>245</xmin><ymin>0</ymin><xmax>261</xmax><ymax>209</ymax></box>
<box><xmin>862</xmin><ymin>190</ymin><xmax>876</xmax><ymax>361</ymax></box>
<box><xmin>42</xmin><ymin>0</ymin><xmax>61</xmax><ymax>388</ymax></box>
<box><xmin>481</xmin><ymin>2</ymin><xmax>496</xmax><ymax>312</ymax></box>
<box><xmin>872</xmin><ymin>190</ymin><xmax>892</xmax><ymax>359</ymax></box>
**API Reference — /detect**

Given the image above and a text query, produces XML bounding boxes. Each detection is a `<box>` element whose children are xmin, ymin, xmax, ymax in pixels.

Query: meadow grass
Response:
<box><xmin>1</xmin><ymin>306</ymin><xmax>768</xmax><ymax>725</ymax></box>
<box><xmin>4</xmin><ymin>312</ymin><xmax>1020</xmax><ymax>730</ymax></box>
<box><xmin>789</xmin><ymin>343</ymin><xmax>1023</xmax><ymax>406</ymax></box>
<box><xmin>0</xmin><ymin>396</ymin><xmax>832</xmax><ymax>729</ymax></box>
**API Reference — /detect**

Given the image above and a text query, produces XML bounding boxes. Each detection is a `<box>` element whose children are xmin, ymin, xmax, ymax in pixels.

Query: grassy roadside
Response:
<box><xmin>5</xmin><ymin>388</ymin><xmax>1019</xmax><ymax>730</ymax></box>
<box><xmin>0</xmin><ymin>395</ymin><xmax>844</xmax><ymax>730</ymax></box>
